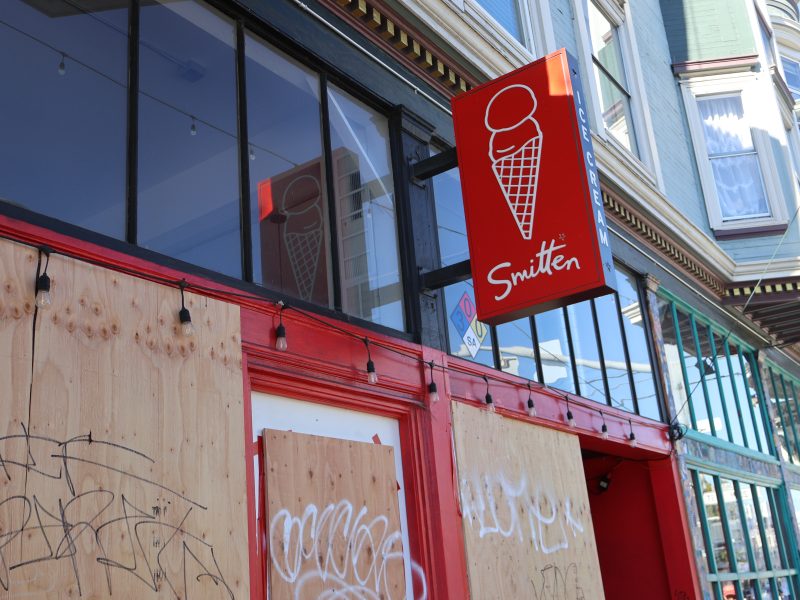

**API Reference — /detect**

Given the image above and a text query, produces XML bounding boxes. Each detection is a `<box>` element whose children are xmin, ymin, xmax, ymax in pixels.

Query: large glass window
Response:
<box><xmin>658</xmin><ymin>296</ymin><xmax>771</xmax><ymax>453</ymax></box>
<box><xmin>432</xmin><ymin>165</ymin><xmax>469</xmax><ymax>267</ymax></box>
<box><xmin>535</xmin><ymin>308</ymin><xmax>576</xmax><ymax>394</ymax></box>
<box><xmin>0</xmin><ymin>0</ymin><xmax>128</xmax><ymax>238</ymax></box>
<box><xmin>762</xmin><ymin>364</ymin><xmax>800</xmax><ymax>464</ymax></box>
<box><xmin>692</xmin><ymin>469</ymin><xmax>797</xmax><ymax>597</ymax></box>
<box><xmin>328</xmin><ymin>85</ymin><xmax>403</xmax><ymax>330</ymax></box>
<box><xmin>444</xmin><ymin>280</ymin><xmax>493</xmax><ymax>368</ymax></box>
<box><xmin>496</xmin><ymin>318</ymin><xmax>538</xmax><ymax>381</ymax></box>
<box><xmin>138</xmin><ymin>0</ymin><xmax>241</xmax><ymax>277</ymax></box>
<box><xmin>697</xmin><ymin>94</ymin><xmax>770</xmax><ymax>221</ymax></box>
<box><xmin>245</xmin><ymin>35</ymin><xmax>330</xmax><ymax>305</ymax></box>
<box><xmin>586</xmin><ymin>1</ymin><xmax>638</xmax><ymax>155</ymax></box>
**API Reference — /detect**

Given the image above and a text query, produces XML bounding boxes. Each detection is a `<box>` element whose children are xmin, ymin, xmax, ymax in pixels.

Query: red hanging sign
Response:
<box><xmin>451</xmin><ymin>49</ymin><xmax>615</xmax><ymax>325</ymax></box>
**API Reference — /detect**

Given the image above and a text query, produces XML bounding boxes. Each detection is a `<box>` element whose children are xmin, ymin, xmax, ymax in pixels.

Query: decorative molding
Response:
<box><xmin>672</xmin><ymin>54</ymin><xmax>759</xmax><ymax>76</ymax></box>
<box><xmin>602</xmin><ymin>187</ymin><xmax>727</xmax><ymax>296</ymax></box>
<box><xmin>713</xmin><ymin>222</ymin><xmax>789</xmax><ymax>240</ymax></box>
<box><xmin>325</xmin><ymin>0</ymin><xmax>476</xmax><ymax>95</ymax></box>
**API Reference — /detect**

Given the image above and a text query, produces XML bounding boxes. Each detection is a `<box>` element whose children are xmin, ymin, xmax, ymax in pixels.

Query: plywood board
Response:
<box><xmin>0</xmin><ymin>238</ymin><xmax>249</xmax><ymax>599</ymax></box>
<box><xmin>264</xmin><ymin>429</ymin><xmax>406</xmax><ymax>600</ymax></box>
<box><xmin>452</xmin><ymin>401</ymin><xmax>605</xmax><ymax>600</ymax></box>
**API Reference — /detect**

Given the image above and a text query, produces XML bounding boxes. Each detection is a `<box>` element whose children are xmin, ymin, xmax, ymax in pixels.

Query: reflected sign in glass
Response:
<box><xmin>449</xmin><ymin>292</ymin><xmax>488</xmax><ymax>358</ymax></box>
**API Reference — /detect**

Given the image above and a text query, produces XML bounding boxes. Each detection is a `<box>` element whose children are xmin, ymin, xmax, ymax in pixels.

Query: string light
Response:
<box><xmin>526</xmin><ymin>381</ymin><xmax>536</xmax><ymax>417</ymax></box>
<box><xmin>565</xmin><ymin>395</ymin><xmax>576</xmax><ymax>428</ymax></box>
<box><xmin>34</xmin><ymin>248</ymin><xmax>52</xmax><ymax>310</ymax></box>
<box><xmin>57</xmin><ymin>53</ymin><xmax>66</xmax><ymax>76</ymax></box>
<box><xmin>600</xmin><ymin>410</ymin><xmax>609</xmax><ymax>440</ymax></box>
<box><xmin>364</xmin><ymin>338</ymin><xmax>377</xmax><ymax>384</ymax></box>
<box><xmin>427</xmin><ymin>361</ymin><xmax>439</xmax><ymax>403</ymax></box>
<box><xmin>190</xmin><ymin>116</ymin><xmax>197</xmax><ymax>136</ymax></box>
<box><xmin>249</xmin><ymin>146</ymin><xmax>256</xmax><ymax>161</ymax></box>
<box><xmin>628</xmin><ymin>419</ymin><xmax>638</xmax><ymax>448</ymax></box>
<box><xmin>275</xmin><ymin>301</ymin><xmax>287</xmax><ymax>351</ymax></box>
<box><xmin>483</xmin><ymin>375</ymin><xmax>494</xmax><ymax>410</ymax></box>
<box><xmin>178</xmin><ymin>280</ymin><xmax>194</xmax><ymax>337</ymax></box>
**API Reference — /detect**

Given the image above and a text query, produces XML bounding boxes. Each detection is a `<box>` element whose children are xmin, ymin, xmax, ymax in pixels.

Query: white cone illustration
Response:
<box><xmin>282</xmin><ymin>175</ymin><xmax>324</xmax><ymax>301</ymax></box>
<box><xmin>485</xmin><ymin>84</ymin><xmax>543</xmax><ymax>240</ymax></box>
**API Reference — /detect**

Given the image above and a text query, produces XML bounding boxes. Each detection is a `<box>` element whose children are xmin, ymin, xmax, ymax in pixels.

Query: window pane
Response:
<box><xmin>696</xmin><ymin>324</ymin><xmax>728</xmax><ymax>441</ymax></box>
<box><xmin>743</xmin><ymin>352</ymin><xmax>771</xmax><ymax>453</ymax></box>
<box><xmin>766</xmin><ymin>370</ymin><xmax>796</xmax><ymax>462</ymax></box>
<box><xmin>700</xmin><ymin>474</ymin><xmax>730</xmax><ymax>572</ymax></box>
<box><xmin>781</xmin><ymin>57</ymin><xmax>800</xmax><ymax>100</ymax></box>
<box><xmin>741</xmin><ymin>580</ymin><xmax>759</xmax><ymax>600</ymax></box>
<box><xmin>756</xmin><ymin>486</ymin><xmax>783</xmax><ymax>569</ymax></box>
<box><xmin>679</xmin><ymin>310</ymin><xmax>712</xmax><ymax>433</ymax></box>
<box><xmin>657</xmin><ymin>299</ymin><xmax>697</xmax><ymax>428</ymax></box>
<box><xmin>689</xmin><ymin>471</ymin><xmax>710</xmax><ymax>570</ymax></box>
<box><xmin>587</xmin><ymin>2</ymin><xmax>627</xmax><ymax>85</ymax></box>
<box><xmin>245</xmin><ymin>35</ymin><xmax>331</xmax><ymax>305</ymax></box>
<box><xmin>595</xmin><ymin>69</ymin><xmax>638</xmax><ymax>154</ymax></box>
<box><xmin>432</xmin><ymin>165</ymin><xmax>469</xmax><ymax>267</ymax></box>
<box><xmin>712</xmin><ymin>333</ymin><xmax>744</xmax><ymax>446</ymax></box>
<box><xmin>138</xmin><ymin>0</ymin><xmax>241</xmax><ymax>277</ymax></box>
<box><xmin>474</xmin><ymin>0</ymin><xmax>524</xmax><ymax>43</ymax></box>
<box><xmin>444</xmin><ymin>281</ymin><xmax>493</xmax><ymax>368</ymax></box>
<box><xmin>594</xmin><ymin>294</ymin><xmax>633</xmax><ymax>412</ymax></box>
<box><xmin>567</xmin><ymin>301</ymin><xmax>606</xmax><ymax>403</ymax></box>
<box><xmin>535</xmin><ymin>308</ymin><xmax>576</xmax><ymax>394</ymax></box>
<box><xmin>496</xmin><ymin>318</ymin><xmax>537</xmax><ymax>381</ymax></box>
<box><xmin>328</xmin><ymin>85</ymin><xmax>404</xmax><ymax>330</ymax></box>
<box><xmin>777</xmin><ymin>578</ymin><xmax>794</xmax><ymax>599</ymax></box>
<box><xmin>0</xmin><ymin>0</ymin><xmax>128</xmax><ymax>238</ymax></box>
<box><xmin>728</xmin><ymin>344</ymin><xmax>759</xmax><ymax>451</ymax></box>
<box><xmin>709</xmin><ymin>154</ymin><xmax>769</xmax><ymax>220</ymax></box>
<box><xmin>740</xmin><ymin>484</ymin><xmax>767</xmax><ymax>571</ymax></box>
<box><xmin>617</xmin><ymin>268</ymin><xmax>659</xmax><ymax>419</ymax></box>
<box><xmin>719</xmin><ymin>479</ymin><xmax>749</xmax><ymax>572</ymax></box>
<box><xmin>699</xmin><ymin>96</ymin><xmax>754</xmax><ymax>155</ymax></box>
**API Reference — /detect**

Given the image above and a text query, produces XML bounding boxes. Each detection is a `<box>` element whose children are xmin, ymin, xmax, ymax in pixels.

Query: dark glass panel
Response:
<box><xmin>138</xmin><ymin>0</ymin><xmax>241</xmax><ymax>277</ymax></box>
<box><xmin>431</xmin><ymin>164</ymin><xmax>469</xmax><ymax>267</ymax></box>
<box><xmin>0</xmin><ymin>0</ymin><xmax>128</xmax><ymax>238</ymax></box>
<box><xmin>244</xmin><ymin>35</ymin><xmax>330</xmax><ymax>305</ymax></box>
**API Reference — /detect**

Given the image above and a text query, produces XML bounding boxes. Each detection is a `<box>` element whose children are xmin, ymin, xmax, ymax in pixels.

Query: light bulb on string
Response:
<box><xmin>57</xmin><ymin>53</ymin><xmax>66</xmax><ymax>76</ymax></box>
<box><xmin>526</xmin><ymin>381</ymin><xmax>536</xmax><ymax>417</ymax></box>
<box><xmin>190</xmin><ymin>116</ymin><xmax>197</xmax><ymax>136</ymax></box>
<box><xmin>600</xmin><ymin>411</ymin><xmax>609</xmax><ymax>440</ymax></box>
<box><xmin>275</xmin><ymin>300</ymin><xmax>287</xmax><ymax>351</ymax></box>
<box><xmin>178</xmin><ymin>280</ymin><xmax>194</xmax><ymax>337</ymax></box>
<box><xmin>483</xmin><ymin>375</ymin><xmax>494</xmax><ymax>411</ymax></box>
<box><xmin>427</xmin><ymin>361</ymin><xmax>439</xmax><ymax>404</ymax></box>
<box><xmin>565</xmin><ymin>396</ymin><xmax>576</xmax><ymax>428</ymax></box>
<box><xmin>364</xmin><ymin>338</ymin><xmax>378</xmax><ymax>385</ymax></box>
<box><xmin>628</xmin><ymin>419</ymin><xmax>638</xmax><ymax>448</ymax></box>
<box><xmin>34</xmin><ymin>248</ymin><xmax>52</xmax><ymax>309</ymax></box>
<box><xmin>249</xmin><ymin>146</ymin><xmax>256</xmax><ymax>161</ymax></box>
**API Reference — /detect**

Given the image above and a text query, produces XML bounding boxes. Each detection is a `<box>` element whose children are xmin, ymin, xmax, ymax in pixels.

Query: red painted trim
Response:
<box><xmin>241</xmin><ymin>354</ymin><xmax>263</xmax><ymax>600</ymax></box>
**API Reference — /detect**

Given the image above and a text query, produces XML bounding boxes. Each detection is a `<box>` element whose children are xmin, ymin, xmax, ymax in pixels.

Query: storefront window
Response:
<box><xmin>432</xmin><ymin>164</ymin><xmax>469</xmax><ymax>267</ymax></box>
<box><xmin>328</xmin><ymin>85</ymin><xmax>404</xmax><ymax>330</ymax></box>
<box><xmin>567</xmin><ymin>300</ymin><xmax>606</xmax><ymax>404</ymax></box>
<box><xmin>496</xmin><ymin>318</ymin><xmax>538</xmax><ymax>381</ymax></box>
<box><xmin>138</xmin><ymin>0</ymin><xmax>241</xmax><ymax>277</ymax></box>
<box><xmin>594</xmin><ymin>293</ymin><xmax>634</xmax><ymax>412</ymax></box>
<box><xmin>0</xmin><ymin>0</ymin><xmax>128</xmax><ymax>239</ymax></box>
<box><xmin>443</xmin><ymin>280</ymin><xmax>493</xmax><ymax>368</ymax></box>
<box><xmin>535</xmin><ymin>308</ymin><xmax>576</xmax><ymax>394</ymax></box>
<box><xmin>245</xmin><ymin>35</ymin><xmax>330</xmax><ymax>306</ymax></box>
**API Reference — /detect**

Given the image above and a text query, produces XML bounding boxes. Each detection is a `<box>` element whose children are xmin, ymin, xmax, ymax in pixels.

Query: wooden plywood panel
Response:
<box><xmin>451</xmin><ymin>402</ymin><xmax>605</xmax><ymax>600</ymax></box>
<box><xmin>0</xmin><ymin>239</ymin><xmax>248</xmax><ymax>599</ymax></box>
<box><xmin>264</xmin><ymin>429</ymin><xmax>406</xmax><ymax>600</ymax></box>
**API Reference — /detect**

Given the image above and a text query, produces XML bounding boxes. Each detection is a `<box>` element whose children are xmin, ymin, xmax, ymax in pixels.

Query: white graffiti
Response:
<box><xmin>269</xmin><ymin>500</ymin><xmax>427</xmax><ymax>600</ymax></box>
<box><xmin>459</xmin><ymin>473</ymin><xmax>585</xmax><ymax>554</ymax></box>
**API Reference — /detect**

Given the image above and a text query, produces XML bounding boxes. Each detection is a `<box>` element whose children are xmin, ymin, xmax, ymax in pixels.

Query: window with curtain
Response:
<box><xmin>696</xmin><ymin>94</ymin><xmax>770</xmax><ymax>221</ymax></box>
<box><xmin>586</xmin><ymin>1</ymin><xmax>638</xmax><ymax>156</ymax></box>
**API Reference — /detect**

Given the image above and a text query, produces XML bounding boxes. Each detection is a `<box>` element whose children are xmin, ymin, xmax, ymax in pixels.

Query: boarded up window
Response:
<box><xmin>0</xmin><ymin>238</ymin><xmax>248</xmax><ymax>598</ymax></box>
<box><xmin>451</xmin><ymin>401</ymin><xmax>605</xmax><ymax>599</ymax></box>
<box><xmin>264</xmin><ymin>429</ymin><xmax>406</xmax><ymax>599</ymax></box>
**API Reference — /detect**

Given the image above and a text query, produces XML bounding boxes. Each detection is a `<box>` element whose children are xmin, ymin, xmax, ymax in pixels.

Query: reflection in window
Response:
<box><xmin>739</xmin><ymin>484</ymin><xmax>766</xmax><ymax>572</ymax></box>
<box><xmin>586</xmin><ymin>1</ymin><xmax>638</xmax><ymax>155</ymax></box>
<box><xmin>699</xmin><ymin>473</ymin><xmax>730</xmax><ymax>572</ymax></box>
<box><xmin>728</xmin><ymin>344</ymin><xmax>764</xmax><ymax>452</ymax></box>
<box><xmin>782</xmin><ymin>56</ymin><xmax>800</xmax><ymax>101</ymax></box>
<box><xmin>697</xmin><ymin>95</ymin><xmax>769</xmax><ymax>221</ymax></box>
<box><xmin>432</xmin><ymin>164</ymin><xmax>469</xmax><ymax>267</ymax></box>
<box><xmin>766</xmin><ymin>369</ymin><xmax>796</xmax><ymax>463</ymax></box>
<box><xmin>0</xmin><ymin>0</ymin><xmax>128</xmax><ymax>238</ymax></box>
<box><xmin>443</xmin><ymin>281</ymin><xmax>493</xmax><ymax>368</ymax></box>
<box><xmin>245</xmin><ymin>36</ymin><xmax>330</xmax><ymax>306</ymax></box>
<box><xmin>567</xmin><ymin>301</ymin><xmax>605</xmax><ymax>403</ymax></box>
<box><xmin>756</xmin><ymin>486</ymin><xmax>783</xmax><ymax>570</ymax></box>
<box><xmin>496</xmin><ymin>318</ymin><xmax>537</xmax><ymax>381</ymax></box>
<box><xmin>138</xmin><ymin>0</ymin><xmax>241</xmax><ymax>277</ymax></box>
<box><xmin>535</xmin><ymin>308</ymin><xmax>576</xmax><ymax>394</ymax></box>
<box><xmin>474</xmin><ymin>0</ymin><xmax>524</xmax><ymax>44</ymax></box>
<box><xmin>712</xmin><ymin>333</ymin><xmax>744</xmax><ymax>446</ymax></box>
<box><xmin>328</xmin><ymin>85</ymin><xmax>404</xmax><ymax>330</ymax></box>
<box><xmin>594</xmin><ymin>294</ymin><xmax>633</xmax><ymax>412</ymax></box>
<box><xmin>719</xmin><ymin>479</ymin><xmax>749</xmax><ymax>572</ymax></box>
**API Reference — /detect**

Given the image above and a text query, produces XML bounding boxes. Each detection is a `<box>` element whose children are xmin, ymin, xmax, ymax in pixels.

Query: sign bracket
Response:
<box><xmin>411</xmin><ymin>147</ymin><xmax>458</xmax><ymax>180</ymax></box>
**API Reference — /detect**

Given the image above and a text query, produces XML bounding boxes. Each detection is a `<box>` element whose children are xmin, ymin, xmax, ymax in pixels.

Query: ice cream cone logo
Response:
<box><xmin>485</xmin><ymin>84</ymin><xmax>543</xmax><ymax>240</ymax></box>
<box><xmin>282</xmin><ymin>174</ymin><xmax>323</xmax><ymax>301</ymax></box>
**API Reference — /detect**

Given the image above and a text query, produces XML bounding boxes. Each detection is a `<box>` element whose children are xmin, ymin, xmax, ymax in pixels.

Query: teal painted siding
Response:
<box><xmin>659</xmin><ymin>0</ymin><xmax>757</xmax><ymax>64</ymax></box>
<box><xmin>631</xmin><ymin>0</ymin><xmax>709</xmax><ymax>231</ymax></box>
<box><xmin>551</xmin><ymin>0</ymin><xmax>579</xmax><ymax>57</ymax></box>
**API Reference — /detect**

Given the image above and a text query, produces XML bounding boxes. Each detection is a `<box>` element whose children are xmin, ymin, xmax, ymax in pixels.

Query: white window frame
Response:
<box><xmin>681</xmin><ymin>74</ymin><xmax>790</xmax><ymax>234</ymax></box>
<box><xmin>459</xmin><ymin>0</ymin><xmax>555</xmax><ymax>57</ymax></box>
<box><xmin>572</xmin><ymin>0</ymin><xmax>660</xmax><ymax>182</ymax></box>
